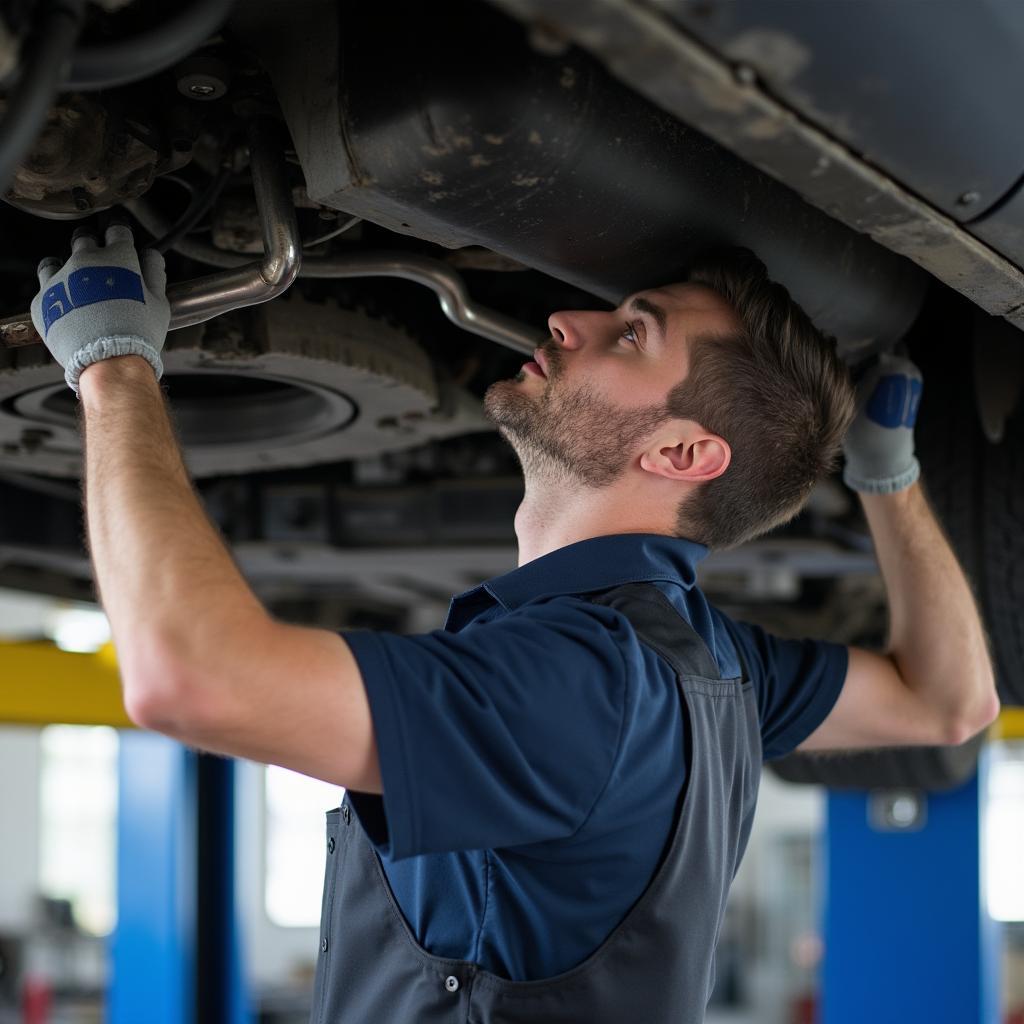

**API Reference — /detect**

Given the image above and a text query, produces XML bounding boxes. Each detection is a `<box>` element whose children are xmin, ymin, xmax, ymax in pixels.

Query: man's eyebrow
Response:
<box><xmin>628</xmin><ymin>296</ymin><xmax>668</xmax><ymax>340</ymax></box>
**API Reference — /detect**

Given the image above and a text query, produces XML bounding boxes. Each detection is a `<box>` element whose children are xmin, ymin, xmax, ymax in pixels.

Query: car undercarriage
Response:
<box><xmin>1</xmin><ymin>0</ymin><xmax>1022</xmax><ymax>789</ymax></box>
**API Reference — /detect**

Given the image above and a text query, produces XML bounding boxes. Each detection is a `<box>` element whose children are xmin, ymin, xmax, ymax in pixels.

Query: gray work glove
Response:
<box><xmin>30</xmin><ymin>224</ymin><xmax>169</xmax><ymax>397</ymax></box>
<box><xmin>842</xmin><ymin>353</ymin><xmax>923</xmax><ymax>494</ymax></box>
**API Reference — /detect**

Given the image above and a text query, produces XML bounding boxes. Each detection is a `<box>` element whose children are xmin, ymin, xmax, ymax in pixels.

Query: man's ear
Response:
<box><xmin>640</xmin><ymin>425</ymin><xmax>731</xmax><ymax>483</ymax></box>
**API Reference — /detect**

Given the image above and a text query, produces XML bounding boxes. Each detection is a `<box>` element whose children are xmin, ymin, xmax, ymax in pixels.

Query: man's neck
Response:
<box><xmin>513</xmin><ymin>475</ymin><xmax>676</xmax><ymax>565</ymax></box>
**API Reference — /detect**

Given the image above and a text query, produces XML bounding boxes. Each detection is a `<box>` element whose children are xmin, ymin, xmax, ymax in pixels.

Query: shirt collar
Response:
<box><xmin>448</xmin><ymin>533</ymin><xmax>708</xmax><ymax>623</ymax></box>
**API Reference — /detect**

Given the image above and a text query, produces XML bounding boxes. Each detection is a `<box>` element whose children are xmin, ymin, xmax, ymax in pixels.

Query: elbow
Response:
<box><xmin>943</xmin><ymin>691</ymin><xmax>1001</xmax><ymax>747</ymax></box>
<box><xmin>120</xmin><ymin>637</ymin><xmax>199</xmax><ymax>736</ymax></box>
<box><xmin>123</xmin><ymin>684</ymin><xmax>189</xmax><ymax>735</ymax></box>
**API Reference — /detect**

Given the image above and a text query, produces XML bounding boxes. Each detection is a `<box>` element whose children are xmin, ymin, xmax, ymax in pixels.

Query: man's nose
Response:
<box><xmin>547</xmin><ymin>312</ymin><xmax>584</xmax><ymax>350</ymax></box>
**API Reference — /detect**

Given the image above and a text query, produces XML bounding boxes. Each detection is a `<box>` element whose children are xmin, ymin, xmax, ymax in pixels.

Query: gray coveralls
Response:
<box><xmin>310</xmin><ymin>582</ymin><xmax>763</xmax><ymax>1023</ymax></box>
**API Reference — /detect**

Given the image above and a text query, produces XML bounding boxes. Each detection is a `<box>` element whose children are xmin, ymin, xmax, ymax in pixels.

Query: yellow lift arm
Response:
<box><xmin>2</xmin><ymin>635</ymin><xmax>1023</xmax><ymax>739</ymax></box>
<box><xmin>993</xmin><ymin>707</ymin><xmax>1024</xmax><ymax>741</ymax></box>
<box><xmin>0</xmin><ymin>639</ymin><xmax>132</xmax><ymax>727</ymax></box>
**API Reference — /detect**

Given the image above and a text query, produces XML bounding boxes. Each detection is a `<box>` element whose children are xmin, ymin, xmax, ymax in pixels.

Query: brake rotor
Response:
<box><xmin>0</xmin><ymin>294</ymin><xmax>489</xmax><ymax>478</ymax></box>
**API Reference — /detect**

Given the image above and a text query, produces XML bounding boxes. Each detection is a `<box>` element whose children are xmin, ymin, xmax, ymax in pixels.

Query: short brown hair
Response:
<box><xmin>667</xmin><ymin>248</ymin><xmax>855</xmax><ymax>550</ymax></box>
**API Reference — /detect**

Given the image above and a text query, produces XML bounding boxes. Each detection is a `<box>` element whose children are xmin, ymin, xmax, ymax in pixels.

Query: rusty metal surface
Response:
<box><xmin>0</xmin><ymin>315</ymin><xmax>39</xmax><ymax>348</ymax></box>
<box><xmin>1</xmin><ymin>118</ymin><xmax>300</xmax><ymax>349</ymax></box>
<box><xmin>489</xmin><ymin>0</ymin><xmax>1024</xmax><ymax>332</ymax></box>
<box><xmin>1</xmin><ymin>94</ymin><xmax>187</xmax><ymax>218</ymax></box>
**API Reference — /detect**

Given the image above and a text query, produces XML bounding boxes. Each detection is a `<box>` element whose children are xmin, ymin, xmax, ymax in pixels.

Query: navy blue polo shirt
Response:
<box><xmin>342</xmin><ymin>533</ymin><xmax>847</xmax><ymax>981</ymax></box>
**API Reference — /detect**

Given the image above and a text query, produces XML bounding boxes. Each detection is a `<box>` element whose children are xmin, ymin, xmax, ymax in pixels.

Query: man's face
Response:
<box><xmin>484</xmin><ymin>283</ymin><xmax>739</xmax><ymax>487</ymax></box>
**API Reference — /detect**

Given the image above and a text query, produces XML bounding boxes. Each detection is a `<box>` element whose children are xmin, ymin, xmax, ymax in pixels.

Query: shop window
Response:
<box><xmin>264</xmin><ymin>766</ymin><xmax>344</xmax><ymax>927</ymax></box>
<box><xmin>986</xmin><ymin>741</ymin><xmax>1024</xmax><ymax>922</ymax></box>
<box><xmin>38</xmin><ymin>725</ymin><xmax>118</xmax><ymax>936</ymax></box>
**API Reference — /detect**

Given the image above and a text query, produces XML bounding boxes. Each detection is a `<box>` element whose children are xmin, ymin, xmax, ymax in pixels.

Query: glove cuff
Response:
<box><xmin>65</xmin><ymin>335</ymin><xmax>164</xmax><ymax>397</ymax></box>
<box><xmin>842</xmin><ymin>457</ymin><xmax>921</xmax><ymax>495</ymax></box>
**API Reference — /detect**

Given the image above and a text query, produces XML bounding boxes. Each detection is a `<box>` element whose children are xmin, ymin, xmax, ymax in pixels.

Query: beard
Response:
<box><xmin>483</xmin><ymin>347</ymin><xmax>669</xmax><ymax>488</ymax></box>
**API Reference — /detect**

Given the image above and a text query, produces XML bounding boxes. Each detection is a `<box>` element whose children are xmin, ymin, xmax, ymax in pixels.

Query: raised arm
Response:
<box><xmin>798</xmin><ymin>356</ymin><xmax>999</xmax><ymax>752</ymax></box>
<box><xmin>32</xmin><ymin>226</ymin><xmax>380</xmax><ymax>791</ymax></box>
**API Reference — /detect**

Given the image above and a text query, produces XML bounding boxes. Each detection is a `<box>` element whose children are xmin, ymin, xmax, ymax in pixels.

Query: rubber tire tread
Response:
<box><xmin>981</xmin><ymin>391</ymin><xmax>1024</xmax><ymax>704</ymax></box>
<box><xmin>767</xmin><ymin>729</ymin><xmax>986</xmax><ymax>791</ymax></box>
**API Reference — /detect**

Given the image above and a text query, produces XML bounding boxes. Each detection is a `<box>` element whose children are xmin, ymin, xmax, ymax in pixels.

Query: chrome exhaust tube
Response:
<box><xmin>0</xmin><ymin>117</ymin><xmax>301</xmax><ymax>349</ymax></box>
<box><xmin>122</xmin><ymin>206</ymin><xmax>542</xmax><ymax>356</ymax></box>
<box><xmin>167</xmin><ymin>118</ymin><xmax>301</xmax><ymax>330</ymax></box>
<box><xmin>300</xmin><ymin>253</ymin><xmax>539</xmax><ymax>356</ymax></box>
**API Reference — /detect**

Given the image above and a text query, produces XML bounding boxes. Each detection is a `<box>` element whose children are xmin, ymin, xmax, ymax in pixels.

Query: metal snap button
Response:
<box><xmin>341</xmin><ymin>804</ymin><xmax>351</xmax><ymax>825</ymax></box>
<box><xmin>327</xmin><ymin>836</ymin><xmax>336</xmax><ymax>854</ymax></box>
<box><xmin>444</xmin><ymin>975</ymin><xmax>459</xmax><ymax>993</ymax></box>
<box><xmin>321</xmin><ymin>938</ymin><xmax>329</xmax><ymax>953</ymax></box>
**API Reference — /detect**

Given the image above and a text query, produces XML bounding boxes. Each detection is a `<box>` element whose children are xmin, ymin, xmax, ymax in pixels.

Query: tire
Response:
<box><xmin>913</xmin><ymin>306</ymin><xmax>1024</xmax><ymax>706</ymax></box>
<box><xmin>767</xmin><ymin>730</ymin><xmax>986</xmax><ymax>792</ymax></box>
<box><xmin>978</xmin><ymin>357</ymin><xmax>1024</xmax><ymax>706</ymax></box>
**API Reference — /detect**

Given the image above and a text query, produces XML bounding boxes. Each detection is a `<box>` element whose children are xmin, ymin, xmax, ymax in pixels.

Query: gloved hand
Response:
<box><xmin>30</xmin><ymin>224</ymin><xmax>169</xmax><ymax>397</ymax></box>
<box><xmin>842</xmin><ymin>352</ymin><xmax>923</xmax><ymax>494</ymax></box>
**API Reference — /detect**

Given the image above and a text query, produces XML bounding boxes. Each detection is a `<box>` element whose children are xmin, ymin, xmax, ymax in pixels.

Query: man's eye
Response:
<box><xmin>621</xmin><ymin>321</ymin><xmax>640</xmax><ymax>345</ymax></box>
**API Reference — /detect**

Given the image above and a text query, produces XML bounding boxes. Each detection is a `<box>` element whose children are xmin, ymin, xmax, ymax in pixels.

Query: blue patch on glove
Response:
<box><xmin>866</xmin><ymin>374</ymin><xmax>923</xmax><ymax>429</ymax></box>
<box><xmin>41</xmin><ymin>266</ymin><xmax>145</xmax><ymax>336</ymax></box>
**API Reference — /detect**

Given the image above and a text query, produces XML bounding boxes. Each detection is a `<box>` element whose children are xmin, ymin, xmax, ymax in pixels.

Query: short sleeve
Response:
<box><xmin>340</xmin><ymin>598</ymin><xmax>631</xmax><ymax>860</ymax></box>
<box><xmin>720</xmin><ymin>616</ymin><xmax>848</xmax><ymax>761</ymax></box>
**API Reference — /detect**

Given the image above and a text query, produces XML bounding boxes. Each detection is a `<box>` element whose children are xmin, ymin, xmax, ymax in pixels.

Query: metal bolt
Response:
<box><xmin>957</xmin><ymin>190</ymin><xmax>981</xmax><ymax>207</ymax></box>
<box><xmin>177</xmin><ymin>68</ymin><xmax>228</xmax><ymax>101</ymax></box>
<box><xmin>71</xmin><ymin>187</ymin><xmax>91</xmax><ymax>212</ymax></box>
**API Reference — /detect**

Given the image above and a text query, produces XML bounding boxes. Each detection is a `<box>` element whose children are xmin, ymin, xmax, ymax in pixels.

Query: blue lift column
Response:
<box><xmin>110</xmin><ymin>733</ymin><xmax>196</xmax><ymax>1024</ymax></box>
<box><xmin>110</xmin><ymin>733</ymin><xmax>253</xmax><ymax>1024</ymax></box>
<box><xmin>821</xmin><ymin>748</ymin><xmax>1002</xmax><ymax>1023</ymax></box>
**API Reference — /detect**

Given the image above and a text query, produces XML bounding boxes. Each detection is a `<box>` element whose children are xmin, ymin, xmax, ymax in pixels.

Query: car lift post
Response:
<box><xmin>110</xmin><ymin>732</ymin><xmax>196</xmax><ymax>1024</ymax></box>
<box><xmin>821</xmin><ymin>746</ymin><xmax>1002</xmax><ymax>1023</ymax></box>
<box><xmin>111</xmin><ymin>735</ymin><xmax>252</xmax><ymax>1024</ymax></box>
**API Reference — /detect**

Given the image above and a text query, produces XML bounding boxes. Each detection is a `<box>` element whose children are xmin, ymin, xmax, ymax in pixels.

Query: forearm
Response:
<box><xmin>78</xmin><ymin>355</ymin><xmax>267</xmax><ymax>715</ymax></box>
<box><xmin>861</xmin><ymin>480</ymin><xmax>999</xmax><ymax>733</ymax></box>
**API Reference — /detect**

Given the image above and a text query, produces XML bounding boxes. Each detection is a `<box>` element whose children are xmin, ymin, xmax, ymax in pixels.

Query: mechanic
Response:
<box><xmin>32</xmin><ymin>226</ymin><xmax>999</xmax><ymax>1023</ymax></box>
